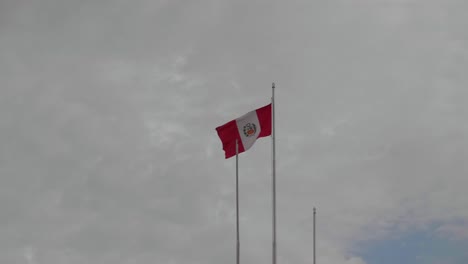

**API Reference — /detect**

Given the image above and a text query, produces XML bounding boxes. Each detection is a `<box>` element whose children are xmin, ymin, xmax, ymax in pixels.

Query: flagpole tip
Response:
<box><xmin>272</xmin><ymin>82</ymin><xmax>275</xmax><ymax>89</ymax></box>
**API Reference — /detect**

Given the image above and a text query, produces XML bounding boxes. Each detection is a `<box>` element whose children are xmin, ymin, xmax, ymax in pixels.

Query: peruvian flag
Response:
<box><xmin>216</xmin><ymin>104</ymin><xmax>272</xmax><ymax>159</ymax></box>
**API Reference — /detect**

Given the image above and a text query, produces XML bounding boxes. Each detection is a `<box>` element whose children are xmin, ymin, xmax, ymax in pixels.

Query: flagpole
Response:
<box><xmin>236</xmin><ymin>139</ymin><xmax>240</xmax><ymax>264</ymax></box>
<box><xmin>272</xmin><ymin>82</ymin><xmax>277</xmax><ymax>264</ymax></box>
<box><xmin>313</xmin><ymin>207</ymin><xmax>316</xmax><ymax>264</ymax></box>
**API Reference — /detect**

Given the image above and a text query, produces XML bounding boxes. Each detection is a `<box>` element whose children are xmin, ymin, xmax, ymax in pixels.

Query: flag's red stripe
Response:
<box><xmin>215</xmin><ymin>120</ymin><xmax>245</xmax><ymax>159</ymax></box>
<box><xmin>257</xmin><ymin>103</ymin><xmax>272</xmax><ymax>138</ymax></box>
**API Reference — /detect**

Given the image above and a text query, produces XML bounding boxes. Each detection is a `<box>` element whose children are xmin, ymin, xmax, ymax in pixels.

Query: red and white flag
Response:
<box><xmin>216</xmin><ymin>104</ymin><xmax>272</xmax><ymax>159</ymax></box>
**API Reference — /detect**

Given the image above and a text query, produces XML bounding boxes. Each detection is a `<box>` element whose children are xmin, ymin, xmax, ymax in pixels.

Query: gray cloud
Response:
<box><xmin>1</xmin><ymin>0</ymin><xmax>468</xmax><ymax>263</ymax></box>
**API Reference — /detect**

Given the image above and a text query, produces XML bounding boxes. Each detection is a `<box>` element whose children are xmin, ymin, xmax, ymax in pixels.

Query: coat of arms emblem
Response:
<box><xmin>243</xmin><ymin>123</ymin><xmax>257</xmax><ymax>137</ymax></box>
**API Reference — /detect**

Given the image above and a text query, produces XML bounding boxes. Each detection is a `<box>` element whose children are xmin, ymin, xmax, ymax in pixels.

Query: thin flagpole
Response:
<box><xmin>313</xmin><ymin>207</ymin><xmax>316</xmax><ymax>264</ymax></box>
<box><xmin>236</xmin><ymin>139</ymin><xmax>240</xmax><ymax>264</ymax></box>
<box><xmin>272</xmin><ymin>82</ymin><xmax>277</xmax><ymax>264</ymax></box>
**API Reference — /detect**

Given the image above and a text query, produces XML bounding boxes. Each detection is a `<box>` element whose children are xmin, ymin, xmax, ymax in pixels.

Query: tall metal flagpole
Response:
<box><xmin>313</xmin><ymin>207</ymin><xmax>316</xmax><ymax>264</ymax></box>
<box><xmin>236</xmin><ymin>139</ymin><xmax>240</xmax><ymax>264</ymax></box>
<box><xmin>272</xmin><ymin>83</ymin><xmax>277</xmax><ymax>264</ymax></box>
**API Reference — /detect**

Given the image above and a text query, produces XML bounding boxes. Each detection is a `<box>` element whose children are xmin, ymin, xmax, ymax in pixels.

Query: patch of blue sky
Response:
<box><xmin>353</xmin><ymin>225</ymin><xmax>468</xmax><ymax>264</ymax></box>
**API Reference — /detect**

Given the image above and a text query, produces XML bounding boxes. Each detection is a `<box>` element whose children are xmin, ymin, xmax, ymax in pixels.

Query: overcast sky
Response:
<box><xmin>1</xmin><ymin>0</ymin><xmax>468</xmax><ymax>263</ymax></box>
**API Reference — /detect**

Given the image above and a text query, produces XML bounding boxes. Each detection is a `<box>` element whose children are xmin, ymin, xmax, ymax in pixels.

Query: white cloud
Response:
<box><xmin>24</xmin><ymin>247</ymin><xmax>38</xmax><ymax>264</ymax></box>
<box><xmin>435</xmin><ymin>223</ymin><xmax>468</xmax><ymax>241</ymax></box>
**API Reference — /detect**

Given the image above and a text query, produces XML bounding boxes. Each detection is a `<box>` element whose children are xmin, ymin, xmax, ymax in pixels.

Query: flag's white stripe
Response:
<box><xmin>236</xmin><ymin>110</ymin><xmax>261</xmax><ymax>151</ymax></box>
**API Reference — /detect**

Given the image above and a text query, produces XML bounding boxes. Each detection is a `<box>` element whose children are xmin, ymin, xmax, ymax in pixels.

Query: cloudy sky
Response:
<box><xmin>1</xmin><ymin>0</ymin><xmax>468</xmax><ymax>263</ymax></box>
